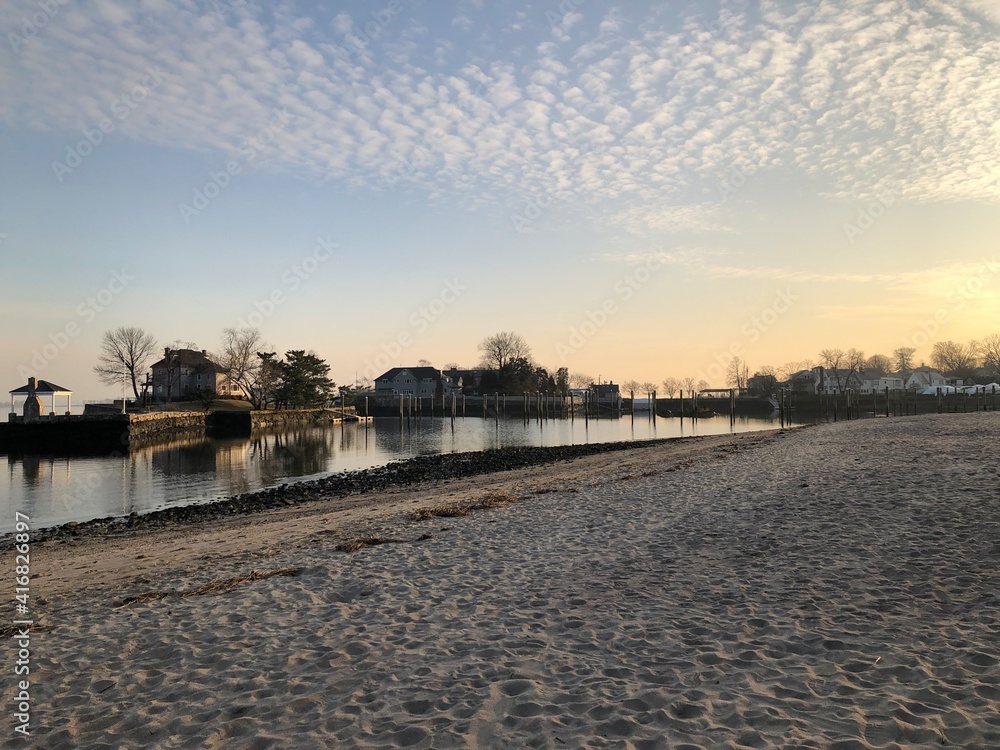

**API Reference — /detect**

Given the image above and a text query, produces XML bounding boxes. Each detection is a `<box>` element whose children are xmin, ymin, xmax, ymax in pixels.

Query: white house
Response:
<box><xmin>860</xmin><ymin>373</ymin><xmax>906</xmax><ymax>394</ymax></box>
<box><xmin>905</xmin><ymin>367</ymin><xmax>947</xmax><ymax>392</ymax></box>
<box><xmin>373</xmin><ymin>367</ymin><xmax>458</xmax><ymax>399</ymax></box>
<box><xmin>787</xmin><ymin>367</ymin><xmax>864</xmax><ymax>394</ymax></box>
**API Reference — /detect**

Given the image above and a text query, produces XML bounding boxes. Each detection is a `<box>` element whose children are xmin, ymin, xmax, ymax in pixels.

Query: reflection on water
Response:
<box><xmin>1</xmin><ymin>415</ymin><xmax>782</xmax><ymax>531</ymax></box>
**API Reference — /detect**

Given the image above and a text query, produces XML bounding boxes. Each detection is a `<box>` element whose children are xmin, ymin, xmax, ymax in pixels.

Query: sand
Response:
<box><xmin>10</xmin><ymin>414</ymin><xmax>1000</xmax><ymax>748</ymax></box>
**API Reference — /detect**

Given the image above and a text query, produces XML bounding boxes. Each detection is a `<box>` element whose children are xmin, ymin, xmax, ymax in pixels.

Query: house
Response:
<box><xmin>905</xmin><ymin>367</ymin><xmax>947</xmax><ymax>392</ymax></box>
<box><xmin>817</xmin><ymin>368</ymin><xmax>864</xmax><ymax>393</ymax></box>
<box><xmin>860</xmin><ymin>372</ymin><xmax>906</xmax><ymax>394</ymax></box>
<box><xmin>373</xmin><ymin>367</ymin><xmax>458</xmax><ymax>399</ymax></box>
<box><xmin>785</xmin><ymin>367</ymin><xmax>863</xmax><ymax>394</ymax></box>
<box><xmin>150</xmin><ymin>348</ymin><xmax>243</xmax><ymax>401</ymax></box>
<box><xmin>442</xmin><ymin>368</ymin><xmax>483</xmax><ymax>393</ymax></box>
<box><xmin>787</xmin><ymin>369</ymin><xmax>820</xmax><ymax>394</ymax></box>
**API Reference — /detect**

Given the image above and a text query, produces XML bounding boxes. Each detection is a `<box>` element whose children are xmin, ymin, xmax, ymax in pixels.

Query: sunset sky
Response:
<box><xmin>2</xmin><ymin>0</ymin><xmax>999</xmax><ymax>402</ymax></box>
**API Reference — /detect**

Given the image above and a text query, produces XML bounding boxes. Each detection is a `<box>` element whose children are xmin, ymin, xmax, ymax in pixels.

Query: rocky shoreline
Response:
<box><xmin>21</xmin><ymin>433</ymin><xmax>761</xmax><ymax>544</ymax></box>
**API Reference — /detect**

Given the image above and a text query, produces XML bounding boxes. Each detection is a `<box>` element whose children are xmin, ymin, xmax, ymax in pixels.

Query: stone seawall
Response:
<box><xmin>127</xmin><ymin>412</ymin><xmax>206</xmax><ymax>440</ymax></box>
<box><xmin>249</xmin><ymin>409</ymin><xmax>344</xmax><ymax>430</ymax></box>
<box><xmin>0</xmin><ymin>409</ymin><xmax>362</xmax><ymax>454</ymax></box>
<box><xmin>0</xmin><ymin>412</ymin><xmax>207</xmax><ymax>454</ymax></box>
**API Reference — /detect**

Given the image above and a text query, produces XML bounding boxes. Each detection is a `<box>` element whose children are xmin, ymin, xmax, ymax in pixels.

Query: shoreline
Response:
<box><xmin>29</xmin><ymin>430</ymin><xmax>776</xmax><ymax>605</ymax></box>
<box><xmin>15</xmin><ymin>428</ymin><xmax>798</xmax><ymax>544</ymax></box>
<box><xmin>24</xmin><ymin>413</ymin><xmax>1000</xmax><ymax>747</ymax></box>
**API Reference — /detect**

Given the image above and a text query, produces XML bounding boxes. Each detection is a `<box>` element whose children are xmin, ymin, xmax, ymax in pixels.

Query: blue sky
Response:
<box><xmin>2</xmin><ymin>0</ymin><xmax>999</xmax><ymax>402</ymax></box>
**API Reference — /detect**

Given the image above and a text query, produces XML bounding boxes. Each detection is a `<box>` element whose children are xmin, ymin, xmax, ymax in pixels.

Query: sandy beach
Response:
<box><xmin>11</xmin><ymin>413</ymin><xmax>1000</xmax><ymax>748</ymax></box>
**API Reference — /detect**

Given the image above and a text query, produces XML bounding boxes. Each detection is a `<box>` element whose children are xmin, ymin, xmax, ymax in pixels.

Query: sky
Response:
<box><xmin>1</xmin><ymin>0</ymin><xmax>999</xmax><ymax>404</ymax></box>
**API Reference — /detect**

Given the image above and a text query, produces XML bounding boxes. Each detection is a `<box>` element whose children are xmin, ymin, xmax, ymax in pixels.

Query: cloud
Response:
<box><xmin>607</xmin><ymin>249</ymin><xmax>1000</xmax><ymax>299</ymax></box>
<box><xmin>0</xmin><ymin>0</ymin><xmax>997</xmax><ymax>221</ymax></box>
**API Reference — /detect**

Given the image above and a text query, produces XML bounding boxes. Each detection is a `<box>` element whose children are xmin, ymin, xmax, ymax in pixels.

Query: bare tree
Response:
<box><xmin>726</xmin><ymin>357</ymin><xmax>749</xmax><ymax>392</ymax></box>
<box><xmin>443</xmin><ymin>362</ymin><xmax>461</xmax><ymax>371</ymax></box>
<box><xmin>661</xmin><ymin>377</ymin><xmax>680</xmax><ymax>397</ymax></box>
<box><xmin>931</xmin><ymin>340</ymin><xmax>981</xmax><ymax>379</ymax></box>
<box><xmin>94</xmin><ymin>327</ymin><xmax>157</xmax><ymax>402</ymax></box>
<box><xmin>569</xmin><ymin>372</ymin><xmax>594</xmax><ymax>389</ymax></box>
<box><xmin>980</xmin><ymin>334</ymin><xmax>1000</xmax><ymax>377</ymax></box>
<box><xmin>681</xmin><ymin>376</ymin><xmax>696</xmax><ymax>392</ymax></box>
<box><xmin>819</xmin><ymin>348</ymin><xmax>844</xmax><ymax>370</ymax></box>
<box><xmin>864</xmin><ymin>353</ymin><xmax>892</xmax><ymax>377</ymax></box>
<box><xmin>749</xmin><ymin>368</ymin><xmax>779</xmax><ymax>398</ymax></box>
<box><xmin>640</xmin><ymin>381</ymin><xmax>656</xmax><ymax>395</ymax></box>
<box><xmin>819</xmin><ymin>348</ymin><xmax>864</xmax><ymax>392</ymax></box>
<box><xmin>779</xmin><ymin>360</ymin><xmax>814</xmax><ymax>380</ymax></box>
<box><xmin>218</xmin><ymin>327</ymin><xmax>274</xmax><ymax>408</ymax></box>
<box><xmin>892</xmin><ymin>346</ymin><xmax>917</xmax><ymax>374</ymax></box>
<box><xmin>417</xmin><ymin>359</ymin><xmax>433</xmax><ymax>367</ymax></box>
<box><xmin>477</xmin><ymin>331</ymin><xmax>531</xmax><ymax>372</ymax></box>
<box><xmin>696</xmin><ymin>379</ymin><xmax>710</xmax><ymax>392</ymax></box>
<box><xmin>622</xmin><ymin>379</ymin><xmax>641</xmax><ymax>395</ymax></box>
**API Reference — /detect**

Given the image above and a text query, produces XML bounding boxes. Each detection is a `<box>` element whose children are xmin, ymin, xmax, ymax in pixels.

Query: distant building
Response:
<box><xmin>589</xmin><ymin>382</ymin><xmax>620</xmax><ymax>401</ymax></box>
<box><xmin>787</xmin><ymin>369</ymin><xmax>820</xmax><ymax>394</ymax></box>
<box><xmin>905</xmin><ymin>367</ymin><xmax>948</xmax><ymax>392</ymax></box>
<box><xmin>373</xmin><ymin>367</ymin><xmax>459</xmax><ymax>399</ymax></box>
<box><xmin>860</xmin><ymin>373</ymin><xmax>906</xmax><ymax>394</ymax></box>
<box><xmin>441</xmin><ymin>368</ymin><xmax>484</xmax><ymax>393</ymax></box>
<box><xmin>150</xmin><ymin>348</ymin><xmax>243</xmax><ymax>401</ymax></box>
<box><xmin>8</xmin><ymin>377</ymin><xmax>72</xmax><ymax>418</ymax></box>
<box><xmin>785</xmin><ymin>367</ymin><xmax>863</xmax><ymax>394</ymax></box>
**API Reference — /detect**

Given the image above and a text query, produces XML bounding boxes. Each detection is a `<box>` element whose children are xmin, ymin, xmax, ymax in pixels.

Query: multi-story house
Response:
<box><xmin>373</xmin><ymin>367</ymin><xmax>458</xmax><ymax>399</ymax></box>
<box><xmin>150</xmin><ymin>348</ymin><xmax>243</xmax><ymax>401</ymax></box>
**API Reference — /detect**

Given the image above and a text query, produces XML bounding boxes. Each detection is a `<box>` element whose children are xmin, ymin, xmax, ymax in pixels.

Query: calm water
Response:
<box><xmin>1</xmin><ymin>415</ymin><xmax>783</xmax><ymax>532</ymax></box>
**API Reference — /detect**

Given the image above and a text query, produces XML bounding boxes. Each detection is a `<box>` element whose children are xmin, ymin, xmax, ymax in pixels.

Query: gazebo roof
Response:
<box><xmin>9</xmin><ymin>380</ymin><xmax>72</xmax><ymax>395</ymax></box>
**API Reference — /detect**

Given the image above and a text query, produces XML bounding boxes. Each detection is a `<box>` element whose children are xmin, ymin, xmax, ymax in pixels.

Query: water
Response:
<box><xmin>1</xmin><ymin>415</ymin><xmax>783</xmax><ymax>532</ymax></box>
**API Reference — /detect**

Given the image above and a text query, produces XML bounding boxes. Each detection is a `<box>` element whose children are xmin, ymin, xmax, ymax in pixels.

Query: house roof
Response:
<box><xmin>150</xmin><ymin>349</ymin><xmax>222</xmax><ymax>371</ymax></box>
<box><xmin>9</xmin><ymin>379</ymin><xmax>72</xmax><ymax>395</ymax></box>
<box><xmin>376</xmin><ymin>367</ymin><xmax>445</xmax><ymax>381</ymax></box>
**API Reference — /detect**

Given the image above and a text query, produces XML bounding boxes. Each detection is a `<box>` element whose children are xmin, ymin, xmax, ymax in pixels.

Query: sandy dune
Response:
<box><xmin>15</xmin><ymin>415</ymin><xmax>1000</xmax><ymax>748</ymax></box>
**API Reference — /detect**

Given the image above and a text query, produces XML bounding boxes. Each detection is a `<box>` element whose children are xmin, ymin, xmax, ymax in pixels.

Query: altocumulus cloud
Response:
<box><xmin>0</xmin><ymin>0</ymin><xmax>998</xmax><ymax>232</ymax></box>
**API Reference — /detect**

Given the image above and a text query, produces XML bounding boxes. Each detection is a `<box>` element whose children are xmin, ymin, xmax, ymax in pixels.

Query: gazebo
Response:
<box><xmin>9</xmin><ymin>377</ymin><xmax>73</xmax><ymax>417</ymax></box>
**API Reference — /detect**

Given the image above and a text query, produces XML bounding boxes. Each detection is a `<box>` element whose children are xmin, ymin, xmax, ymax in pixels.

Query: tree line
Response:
<box><xmin>94</xmin><ymin>326</ymin><xmax>335</xmax><ymax>409</ymax></box>
<box><xmin>649</xmin><ymin>338</ymin><xmax>1000</xmax><ymax>400</ymax></box>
